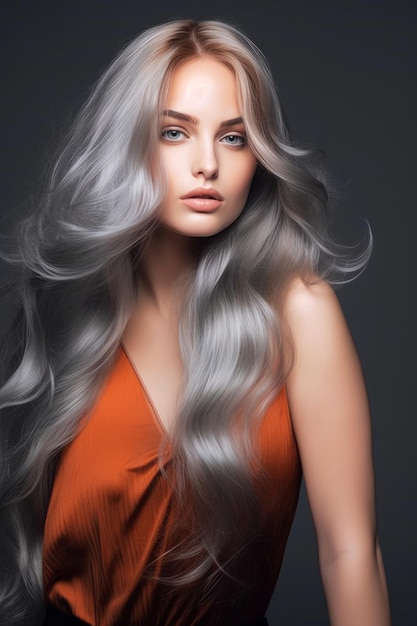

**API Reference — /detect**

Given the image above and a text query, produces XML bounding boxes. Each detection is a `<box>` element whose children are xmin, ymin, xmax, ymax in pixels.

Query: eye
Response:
<box><xmin>220</xmin><ymin>134</ymin><xmax>247</xmax><ymax>147</ymax></box>
<box><xmin>161</xmin><ymin>128</ymin><xmax>186</xmax><ymax>141</ymax></box>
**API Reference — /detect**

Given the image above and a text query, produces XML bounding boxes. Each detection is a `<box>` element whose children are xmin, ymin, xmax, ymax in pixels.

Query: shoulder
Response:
<box><xmin>283</xmin><ymin>276</ymin><xmax>342</xmax><ymax>325</ymax></box>
<box><xmin>281</xmin><ymin>276</ymin><xmax>367</xmax><ymax>431</ymax></box>
<box><xmin>280</xmin><ymin>276</ymin><xmax>367</xmax><ymax>420</ymax></box>
<box><xmin>282</xmin><ymin>276</ymin><xmax>351</xmax><ymax>356</ymax></box>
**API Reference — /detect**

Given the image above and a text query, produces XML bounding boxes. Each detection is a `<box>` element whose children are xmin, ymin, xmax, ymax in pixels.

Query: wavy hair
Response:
<box><xmin>0</xmin><ymin>19</ymin><xmax>370</xmax><ymax>622</ymax></box>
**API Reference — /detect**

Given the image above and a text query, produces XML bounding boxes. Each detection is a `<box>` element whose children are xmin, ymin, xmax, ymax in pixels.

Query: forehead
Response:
<box><xmin>164</xmin><ymin>57</ymin><xmax>241</xmax><ymax>118</ymax></box>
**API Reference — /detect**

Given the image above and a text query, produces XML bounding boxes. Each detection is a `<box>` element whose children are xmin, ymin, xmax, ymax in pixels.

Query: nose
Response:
<box><xmin>192</xmin><ymin>138</ymin><xmax>219</xmax><ymax>180</ymax></box>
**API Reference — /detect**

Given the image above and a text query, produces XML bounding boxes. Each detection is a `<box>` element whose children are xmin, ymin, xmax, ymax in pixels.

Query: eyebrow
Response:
<box><xmin>162</xmin><ymin>109</ymin><xmax>244</xmax><ymax>128</ymax></box>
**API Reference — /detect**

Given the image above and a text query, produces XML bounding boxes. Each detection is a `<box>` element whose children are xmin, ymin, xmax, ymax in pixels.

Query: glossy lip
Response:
<box><xmin>181</xmin><ymin>187</ymin><xmax>224</xmax><ymax>201</ymax></box>
<box><xmin>181</xmin><ymin>187</ymin><xmax>224</xmax><ymax>213</ymax></box>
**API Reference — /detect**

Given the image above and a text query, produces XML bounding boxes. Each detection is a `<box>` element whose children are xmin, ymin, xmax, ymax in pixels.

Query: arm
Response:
<box><xmin>284</xmin><ymin>279</ymin><xmax>390</xmax><ymax>626</ymax></box>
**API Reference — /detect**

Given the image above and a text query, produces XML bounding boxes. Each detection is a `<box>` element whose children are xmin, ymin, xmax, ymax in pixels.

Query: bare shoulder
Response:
<box><xmin>282</xmin><ymin>276</ymin><xmax>366</xmax><ymax>432</ymax></box>
<box><xmin>280</xmin><ymin>275</ymin><xmax>367</xmax><ymax>434</ymax></box>
<box><xmin>283</xmin><ymin>276</ymin><xmax>341</xmax><ymax>320</ymax></box>
<box><xmin>282</xmin><ymin>277</ymin><xmax>350</xmax><ymax>352</ymax></box>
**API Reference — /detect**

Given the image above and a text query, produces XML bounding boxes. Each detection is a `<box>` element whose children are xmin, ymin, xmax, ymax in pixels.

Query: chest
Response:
<box><xmin>122</xmin><ymin>302</ymin><xmax>183</xmax><ymax>432</ymax></box>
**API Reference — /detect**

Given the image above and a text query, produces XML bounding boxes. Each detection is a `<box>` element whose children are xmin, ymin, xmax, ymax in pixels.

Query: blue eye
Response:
<box><xmin>161</xmin><ymin>128</ymin><xmax>185</xmax><ymax>141</ymax></box>
<box><xmin>220</xmin><ymin>134</ymin><xmax>246</xmax><ymax>146</ymax></box>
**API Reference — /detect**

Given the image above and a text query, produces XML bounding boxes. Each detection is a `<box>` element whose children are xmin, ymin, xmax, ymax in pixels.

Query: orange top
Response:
<box><xmin>43</xmin><ymin>347</ymin><xmax>301</xmax><ymax>626</ymax></box>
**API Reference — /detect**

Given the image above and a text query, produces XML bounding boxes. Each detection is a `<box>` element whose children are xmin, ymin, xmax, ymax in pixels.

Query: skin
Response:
<box><xmin>285</xmin><ymin>279</ymin><xmax>390</xmax><ymax>625</ymax></box>
<box><xmin>123</xmin><ymin>57</ymin><xmax>390</xmax><ymax>624</ymax></box>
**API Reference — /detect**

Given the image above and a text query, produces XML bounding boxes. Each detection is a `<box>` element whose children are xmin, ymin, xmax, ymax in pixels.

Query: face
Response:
<box><xmin>158</xmin><ymin>57</ymin><xmax>257</xmax><ymax>238</ymax></box>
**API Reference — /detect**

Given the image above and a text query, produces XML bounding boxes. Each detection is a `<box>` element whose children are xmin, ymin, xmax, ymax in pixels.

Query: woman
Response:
<box><xmin>0</xmin><ymin>19</ymin><xmax>390</xmax><ymax>626</ymax></box>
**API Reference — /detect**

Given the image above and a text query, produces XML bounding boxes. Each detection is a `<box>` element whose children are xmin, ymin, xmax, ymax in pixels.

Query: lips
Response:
<box><xmin>181</xmin><ymin>187</ymin><xmax>224</xmax><ymax>212</ymax></box>
<box><xmin>181</xmin><ymin>187</ymin><xmax>223</xmax><ymax>201</ymax></box>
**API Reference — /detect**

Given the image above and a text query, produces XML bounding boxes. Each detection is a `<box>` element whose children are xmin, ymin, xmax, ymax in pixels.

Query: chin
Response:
<box><xmin>161</xmin><ymin>222</ymin><xmax>227</xmax><ymax>239</ymax></box>
<box><xmin>165</xmin><ymin>214</ymin><xmax>241</xmax><ymax>239</ymax></box>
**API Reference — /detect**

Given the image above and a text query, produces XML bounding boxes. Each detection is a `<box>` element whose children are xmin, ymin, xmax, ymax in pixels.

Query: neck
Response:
<box><xmin>137</xmin><ymin>227</ymin><xmax>202</xmax><ymax>312</ymax></box>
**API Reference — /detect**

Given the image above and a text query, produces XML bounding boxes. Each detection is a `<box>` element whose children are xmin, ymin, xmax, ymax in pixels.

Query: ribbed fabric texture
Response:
<box><xmin>43</xmin><ymin>348</ymin><xmax>301</xmax><ymax>626</ymax></box>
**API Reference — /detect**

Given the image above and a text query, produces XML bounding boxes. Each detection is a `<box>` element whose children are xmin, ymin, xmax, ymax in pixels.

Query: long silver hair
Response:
<box><xmin>0</xmin><ymin>19</ymin><xmax>370</xmax><ymax>623</ymax></box>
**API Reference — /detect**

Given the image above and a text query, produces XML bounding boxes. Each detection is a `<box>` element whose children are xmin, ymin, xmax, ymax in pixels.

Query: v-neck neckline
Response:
<box><xmin>120</xmin><ymin>343</ymin><xmax>170</xmax><ymax>438</ymax></box>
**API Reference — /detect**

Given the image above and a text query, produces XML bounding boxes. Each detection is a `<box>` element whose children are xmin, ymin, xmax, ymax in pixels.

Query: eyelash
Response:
<box><xmin>161</xmin><ymin>128</ymin><xmax>186</xmax><ymax>141</ymax></box>
<box><xmin>220</xmin><ymin>134</ymin><xmax>247</xmax><ymax>147</ymax></box>
<box><xmin>161</xmin><ymin>127</ymin><xmax>247</xmax><ymax>147</ymax></box>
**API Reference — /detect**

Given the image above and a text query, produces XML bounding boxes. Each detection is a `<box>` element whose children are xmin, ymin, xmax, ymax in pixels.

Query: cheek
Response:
<box><xmin>160</xmin><ymin>149</ymin><xmax>185</xmax><ymax>189</ymax></box>
<box><xmin>235</xmin><ymin>159</ymin><xmax>257</xmax><ymax>197</ymax></box>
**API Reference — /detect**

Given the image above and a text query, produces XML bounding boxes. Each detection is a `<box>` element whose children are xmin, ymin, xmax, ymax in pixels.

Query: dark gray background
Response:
<box><xmin>1</xmin><ymin>0</ymin><xmax>416</xmax><ymax>623</ymax></box>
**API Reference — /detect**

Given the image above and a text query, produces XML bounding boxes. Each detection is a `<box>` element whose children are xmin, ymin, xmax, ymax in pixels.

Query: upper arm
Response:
<box><xmin>284</xmin><ymin>279</ymin><xmax>377</xmax><ymax>561</ymax></box>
